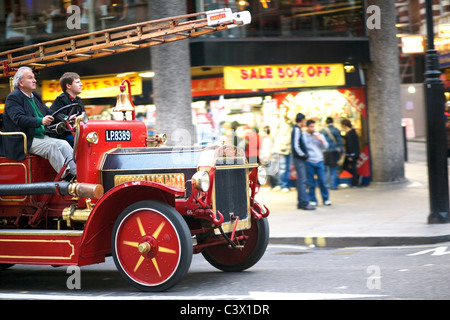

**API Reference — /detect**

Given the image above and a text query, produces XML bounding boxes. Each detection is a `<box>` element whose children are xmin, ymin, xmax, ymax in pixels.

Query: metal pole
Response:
<box><xmin>424</xmin><ymin>0</ymin><xmax>450</xmax><ymax>223</ymax></box>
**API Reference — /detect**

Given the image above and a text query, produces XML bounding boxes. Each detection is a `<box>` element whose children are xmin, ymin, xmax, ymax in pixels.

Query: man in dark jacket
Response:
<box><xmin>0</xmin><ymin>67</ymin><xmax>76</xmax><ymax>180</ymax></box>
<box><xmin>292</xmin><ymin>113</ymin><xmax>315</xmax><ymax>211</ymax></box>
<box><xmin>321</xmin><ymin>117</ymin><xmax>343</xmax><ymax>190</ymax></box>
<box><xmin>50</xmin><ymin>72</ymin><xmax>84</xmax><ymax>146</ymax></box>
<box><xmin>341</xmin><ymin>119</ymin><xmax>360</xmax><ymax>187</ymax></box>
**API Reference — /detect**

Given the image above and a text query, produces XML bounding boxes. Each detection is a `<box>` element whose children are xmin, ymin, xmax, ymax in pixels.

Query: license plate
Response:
<box><xmin>105</xmin><ymin>130</ymin><xmax>131</xmax><ymax>142</ymax></box>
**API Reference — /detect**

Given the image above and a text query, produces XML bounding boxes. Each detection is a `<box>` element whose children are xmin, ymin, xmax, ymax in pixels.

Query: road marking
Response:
<box><xmin>0</xmin><ymin>291</ymin><xmax>386</xmax><ymax>300</ymax></box>
<box><xmin>267</xmin><ymin>244</ymin><xmax>311</xmax><ymax>250</ymax></box>
<box><xmin>248</xmin><ymin>292</ymin><xmax>386</xmax><ymax>300</ymax></box>
<box><xmin>407</xmin><ymin>246</ymin><xmax>450</xmax><ymax>256</ymax></box>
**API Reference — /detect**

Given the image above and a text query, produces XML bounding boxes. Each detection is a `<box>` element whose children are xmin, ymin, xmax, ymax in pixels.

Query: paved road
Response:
<box><xmin>1</xmin><ymin>241</ymin><xmax>449</xmax><ymax>301</ymax></box>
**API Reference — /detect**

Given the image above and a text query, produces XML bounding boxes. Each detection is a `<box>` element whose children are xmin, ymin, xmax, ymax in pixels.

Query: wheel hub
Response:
<box><xmin>137</xmin><ymin>237</ymin><xmax>158</xmax><ymax>258</ymax></box>
<box><xmin>138</xmin><ymin>242</ymin><xmax>151</xmax><ymax>254</ymax></box>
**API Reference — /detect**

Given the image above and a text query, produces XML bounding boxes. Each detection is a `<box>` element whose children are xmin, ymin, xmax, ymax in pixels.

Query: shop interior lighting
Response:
<box><xmin>260</xmin><ymin>0</ymin><xmax>270</xmax><ymax>9</ymax></box>
<box><xmin>139</xmin><ymin>72</ymin><xmax>155</xmax><ymax>78</ymax></box>
<box><xmin>344</xmin><ymin>64</ymin><xmax>355</xmax><ymax>73</ymax></box>
<box><xmin>116</xmin><ymin>72</ymin><xmax>136</xmax><ymax>78</ymax></box>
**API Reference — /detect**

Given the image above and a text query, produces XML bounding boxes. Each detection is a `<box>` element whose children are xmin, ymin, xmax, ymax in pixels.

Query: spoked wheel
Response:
<box><xmin>200</xmin><ymin>217</ymin><xmax>269</xmax><ymax>272</ymax></box>
<box><xmin>112</xmin><ymin>200</ymin><xmax>192</xmax><ymax>291</ymax></box>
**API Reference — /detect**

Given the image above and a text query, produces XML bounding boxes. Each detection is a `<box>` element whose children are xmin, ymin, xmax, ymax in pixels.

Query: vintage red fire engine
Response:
<box><xmin>0</xmin><ymin>72</ymin><xmax>270</xmax><ymax>291</ymax></box>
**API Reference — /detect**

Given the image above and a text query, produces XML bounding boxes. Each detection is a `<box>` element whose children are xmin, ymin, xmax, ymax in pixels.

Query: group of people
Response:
<box><xmin>0</xmin><ymin>66</ymin><xmax>85</xmax><ymax>181</ymax></box>
<box><xmin>269</xmin><ymin>107</ymin><xmax>360</xmax><ymax>211</ymax></box>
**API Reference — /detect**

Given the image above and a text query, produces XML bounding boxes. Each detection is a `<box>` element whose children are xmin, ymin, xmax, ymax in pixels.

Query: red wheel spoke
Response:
<box><xmin>136</xmin><ymin>217</ymin><xmax>146</xmax><ymax>236</ymax></box>
<box><xmin>152</xmin><ymin>221</ymin><xmax>165</xmax><ymax>239</ymax></box>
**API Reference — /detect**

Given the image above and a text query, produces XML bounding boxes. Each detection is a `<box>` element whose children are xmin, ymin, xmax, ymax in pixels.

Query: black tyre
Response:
<box><xmin>201</xmin><ymin>217</ymin><xmax>269</xmax><ymax>272</ymax></box>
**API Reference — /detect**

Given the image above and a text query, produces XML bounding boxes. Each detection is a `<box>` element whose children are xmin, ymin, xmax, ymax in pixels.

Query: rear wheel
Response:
<box><xmin>201</xmin><ymin>217</ymin><xmax>269</xmax><ymax>272</ymax></box>
<box><xmin>111</xmin><ymin>200</ymin><xmax>192</xmax><ymax>291</ymax></box>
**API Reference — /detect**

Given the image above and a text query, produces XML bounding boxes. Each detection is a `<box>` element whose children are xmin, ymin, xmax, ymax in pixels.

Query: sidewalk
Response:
<box><xmin>257</xmin><ymin>160</ymin><xmax>450</xmax><ymax>247</ymax></box>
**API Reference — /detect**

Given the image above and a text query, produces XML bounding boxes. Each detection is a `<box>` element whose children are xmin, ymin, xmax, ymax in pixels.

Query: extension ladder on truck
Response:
<box><xmin>0</xmin><ymin>8</ymin><xmax>250</xmax><ymax>77</ymax></box>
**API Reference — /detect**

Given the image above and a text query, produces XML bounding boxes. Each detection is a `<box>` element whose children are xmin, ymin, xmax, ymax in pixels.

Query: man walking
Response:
<box><xmin>271</xmin><ymin>106</ymin><xmax>293</xmax><ymax>192</ymax></box>
<box><xmin>292</xmin><ymin>113</ymin><xmax>315</xmax><ymax>210</ymax></box>
<box><xmin>304</xmin><ymin>119</ymin><xmax>331</xmax><ymax>206</ymax></box>
<box><xmin>321</xmin><ymin>117</ymin><xmax>343</xmax><ymax>190</ymax></box>
<box><xmin>341</xmin><ymin>119</ymin><xmax>360</xmax><ymax>187</ymax></box>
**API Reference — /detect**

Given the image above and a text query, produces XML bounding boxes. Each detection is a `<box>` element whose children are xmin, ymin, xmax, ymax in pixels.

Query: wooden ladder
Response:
<box><xmin>0</xmin><ymin>9</ymin><xmax>250</xmax><ymax>77</ymax></box>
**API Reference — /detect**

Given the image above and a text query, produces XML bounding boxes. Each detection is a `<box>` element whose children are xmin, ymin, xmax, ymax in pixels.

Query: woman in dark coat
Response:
<box><xmin>341</xmin><ymin>119</ymin><xmax>360</xmax><ymax>187</ymax></box>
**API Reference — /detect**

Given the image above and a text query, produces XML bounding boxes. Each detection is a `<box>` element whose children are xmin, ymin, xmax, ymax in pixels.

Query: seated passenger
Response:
<box><xmin>1</xmin><ymin>67</ymin><xmax>77</xmax><ymax>181</ymax></box>
<box><xmin>50</xmin><ymin>72</ymin><xmax>85</xmax><ymax>146</ymax></box>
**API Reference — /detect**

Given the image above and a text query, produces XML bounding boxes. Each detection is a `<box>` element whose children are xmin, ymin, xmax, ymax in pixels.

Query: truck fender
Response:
<box><xmin>78</xmin><ymin>181</ymin><xmax>185</xmax><ymax>263</ymax></box>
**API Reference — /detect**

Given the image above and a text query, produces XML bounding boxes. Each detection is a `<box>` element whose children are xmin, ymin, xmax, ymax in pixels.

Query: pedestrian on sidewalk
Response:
<box><xmin>321</xmin><ymin>117</ymin><xmax>343</xmax><ymax>190</ymax></box>
<box><xmin>292</xmin><ymin>113</ymin><xmax>315</xmax><ymax>210</ymax></box>
<box><xmin>271</xmin><ymin>106</ymin><xmax>293</xmax><ymax>192</ymax></box>
<box><xmin>243</xmin><ymin>125</ymin><xmax>260</xmax><ymax>164</ymax></box>
<box><xmin>260</xmin><ymin>126</ymin><xmax>279</xmax><ymax>189</ymax></box>
<box><xmin>304</xmin><ymin>119</ymin><xmax>331</xmax><ymax>206</ymax></box>
<box><xmin>341</xmin><ymin>119</ymin><xmax>360</xmax><ymax>187</ymax></box>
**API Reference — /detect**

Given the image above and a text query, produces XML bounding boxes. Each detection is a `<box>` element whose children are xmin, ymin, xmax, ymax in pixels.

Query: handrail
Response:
<box><xmin>0</xmin><ymin>131</ymin><xmax>28</xmax><ymax>155</ymax></box>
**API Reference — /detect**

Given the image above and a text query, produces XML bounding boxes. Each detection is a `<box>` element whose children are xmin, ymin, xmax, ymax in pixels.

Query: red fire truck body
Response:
<box><xmin>0</xmin><ymin>8</ymin><xmax>268</xmax><ymax>292</ymax></box>
<box><xmin>0</xmin><ymin>98</ymin><xmax>269</xmax><ymax>292</ymax></box>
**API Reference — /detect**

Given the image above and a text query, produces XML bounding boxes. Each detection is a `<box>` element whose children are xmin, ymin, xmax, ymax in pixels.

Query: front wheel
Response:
<box><xmin>201</xmin><ymin>217</ymin><xmax>269</xmax><ymax>272</ymax></box>
<box><xmin>111</xmin><ymin>200</ymin><xmax>192</xmax><ymax>291</ymax></box>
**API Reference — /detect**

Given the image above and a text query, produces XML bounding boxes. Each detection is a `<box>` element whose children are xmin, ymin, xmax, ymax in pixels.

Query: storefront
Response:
<box><xmin>436</xmin><ymin>38</ymin><xmax>450</xmax><ymax>122</ymax></box>
<box><xmin>192</xmin><ymin>63</ymin><xmax>371</xmax><ymax>186</ymax></box>
<box><xmin>39</xmin><ymin>61</ymin><xmax>371</xmax><ymax>186</ymax></box>
<box><xmin>272</xmin><ymin>87</ymin><xmax>371</xmax><ymax>186</ymax></box>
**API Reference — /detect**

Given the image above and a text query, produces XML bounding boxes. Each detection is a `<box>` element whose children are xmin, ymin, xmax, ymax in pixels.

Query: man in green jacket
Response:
<box><xmin>1</xmin><ymin>67</ymin><xmax>76</xmax><ymax>181</ymax></box>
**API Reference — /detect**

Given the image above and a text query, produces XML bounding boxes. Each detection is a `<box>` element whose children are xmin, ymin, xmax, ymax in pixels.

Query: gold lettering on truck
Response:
<box><xmin>114</xmin><ymin>173</ymin><xmax>185</xmax><ymax>189</ymax></box>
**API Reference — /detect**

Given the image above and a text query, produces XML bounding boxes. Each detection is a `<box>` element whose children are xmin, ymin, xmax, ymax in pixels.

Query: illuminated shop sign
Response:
<box><xmin>401</xmin><ymin>35</ymin><xmax>424</xmax><ymax>54</ymax></box>
<box><xmin>224</xmin><ymin>64</ymin><xmax>345</xmax><ymax>89</ymax></box>
<box><xmin>42</xmin><ymin>74</ymin><xmax>142</xmax><ymax>101</ymax></box>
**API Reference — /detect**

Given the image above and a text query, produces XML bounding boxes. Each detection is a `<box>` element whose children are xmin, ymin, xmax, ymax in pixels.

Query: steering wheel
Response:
<box><xmin>46</xmin><ymin>103</ymin><xmax>84</xmax><ymax>135</ymax></box>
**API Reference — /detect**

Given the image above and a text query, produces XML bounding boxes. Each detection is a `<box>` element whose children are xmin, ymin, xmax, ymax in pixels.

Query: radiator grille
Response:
<box><xmin>213</xmin><ymin>168</ymin><xmax>249</xmax><ymax>223</ymax></box>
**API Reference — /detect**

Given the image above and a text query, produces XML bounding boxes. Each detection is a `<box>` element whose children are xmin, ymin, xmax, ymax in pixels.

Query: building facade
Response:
<box><xmin>1</xmin><ymin>0</ymin><xmax>371</xmax><ymax>184</ymax></box>
<box><xmin>396</xmin><ymin>0</ymin><xmax>450</xmax><ymax>139</ymax></box>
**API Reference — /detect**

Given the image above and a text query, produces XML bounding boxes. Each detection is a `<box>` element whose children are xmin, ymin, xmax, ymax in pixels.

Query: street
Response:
<box><xmin>1</xmin><ymin>241</ymin><xmax>449</xmax><ymax>300</ymax></box>
<box><xmin>0</xmin><ymin>0</ymin><xmax>447</xmax><ymax>311</ymax></box>
<box><xmin>1</xmin><ymin>140</ymin><xmax>447</xmax><ymax>303</ymax></box>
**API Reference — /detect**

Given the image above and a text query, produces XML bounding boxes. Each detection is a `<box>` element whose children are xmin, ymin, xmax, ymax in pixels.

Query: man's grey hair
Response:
<box><xmin>12</xmin><ymin>66</ymin><xmax>33</xmax><ymax>89</ymax></box>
